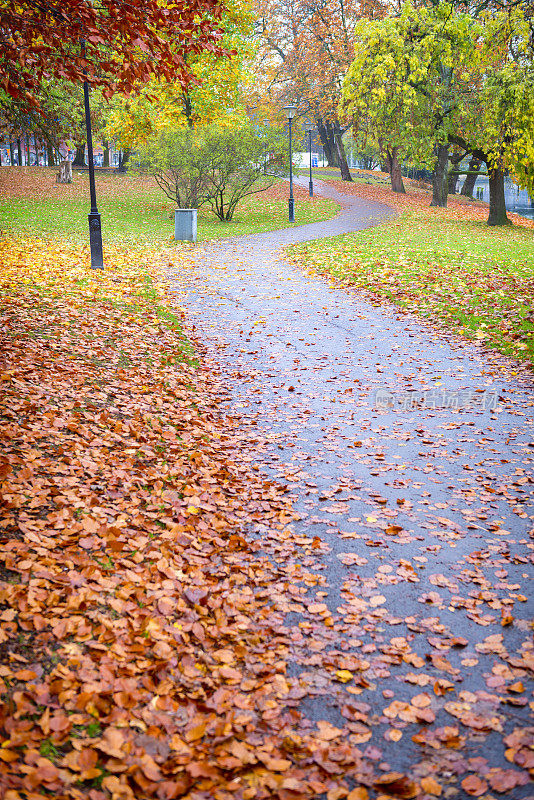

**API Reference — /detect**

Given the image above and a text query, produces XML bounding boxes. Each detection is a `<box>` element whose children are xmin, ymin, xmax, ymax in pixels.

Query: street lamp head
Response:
<box><xmin>283</xmin><ymin>104</ymin><xmax>298</xmax><ymax>120</ymax></box>
<box><xmin>304</xmin><ymin>120</ymin><xmax>315</xmax><ymax>133</ymax></box>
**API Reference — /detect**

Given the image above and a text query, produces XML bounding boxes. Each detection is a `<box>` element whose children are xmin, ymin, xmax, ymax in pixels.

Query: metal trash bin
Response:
<box><xmin>175</xmin><ymin>209</ymin><xmax>197</xmax><ymax>243</ymax></box>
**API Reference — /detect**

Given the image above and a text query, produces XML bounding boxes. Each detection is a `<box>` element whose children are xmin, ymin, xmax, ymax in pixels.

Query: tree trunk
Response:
<box><xmin>460</xmin><ymin>157</ymin><xmax>481</xmax><ymax>198</ymax></box>
<box><xmin>431</xmin><ymin>142</ymin><xmax>449</xmax><ymax>207</ymax></box>
<box><xmin>56</xmin><ymin>160</ymin><xmax>73</xmax><ymax>183</ymax></box>
<box><xmin>46</xmin><ymin>142</ymin><xmax>55</xmax><ymax>166</ymax></box>
<box><xmin>448</xmin><ymin>169</ymin><xmax>459</xmax><ymax>195</ymax></box>
<box><xmin>73</xmin><ymin>145</ymin><xmax>86</xmax><ymax>166</ymax></box>
<box><xmin>385</xmin><ymin>148</ymin><xmax>405</xmax><ymax>193</ymax></box>
<box><xmin>102</xmin><ymin>140</ymin><xmax>110</xmax><ymax>168</ymax></box>
<box><xmin>317</xmin><ymin>119</ymin><xmax>338</xmax><ymax>168</ymax></box>
<box><xmin>9</xmin><ymin>141</ymin><xmax>15</xmax><ymax>165</ymax></box>
<box><xmin>487</xmin><ymin>167</ymin><xmax>511</xmax><ymax>226</ymax></box>
<box><xmin>447</xmin><ymin>150</ymin><xmax>464</xmax><ymax>195</ymax></box>
<box><xmin>182</xmin><ymin>92</ymin><xmax>194</xmax><ymax>127</ymax></box>
<box><xmin>333</xmin><ymin>120</ymin><xmax>352</xmax><ymax>182</ymax></box>
<box><xmin>17</xmin><ymin>138</ymin><xmax>22</xmax><ymax>165</ymax></box>
<box><xmin>117</xmin><ymin>148</ymin><xmax>131</xmax><ymax>173</ymax></box>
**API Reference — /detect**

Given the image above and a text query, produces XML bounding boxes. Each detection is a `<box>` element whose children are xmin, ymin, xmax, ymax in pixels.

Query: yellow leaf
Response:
<box><xmin>335</xmin><ymin>669</ymin><xmax>354</xmax><ymax>683</ymax></box>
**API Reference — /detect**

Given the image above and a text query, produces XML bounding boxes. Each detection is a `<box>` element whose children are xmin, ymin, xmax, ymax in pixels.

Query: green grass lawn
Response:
<box><xmin>289</xmin><ymin>208</ymin><xmax>534</xmax><ymax>364</ymax></box>
<box><xmin>0</xmin><ymin>170</ymin><xmax>338</xmax><ymax>247</ymax></box>
<box><xmin>296</xmin><ymin>166</ymin><xmax>390</xmax><ymax>185</ymax></box>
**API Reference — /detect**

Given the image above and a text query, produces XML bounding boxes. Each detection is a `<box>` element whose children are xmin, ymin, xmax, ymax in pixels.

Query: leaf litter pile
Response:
<box><xmin>1</xmin><ymin>235</ymin><xmax>533</xmax><ymax>800</ymax></box>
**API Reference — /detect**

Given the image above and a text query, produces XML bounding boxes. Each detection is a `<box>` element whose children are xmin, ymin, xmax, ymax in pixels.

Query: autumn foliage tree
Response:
<box><xmin>341</xmin><ymin>3</ymin><xmax>481</xmax><ymax>199</ymax></box>
<box><xmin>0</xmin><ymin>0</ymin><xmax>229</xmax><ymax>109</ymax></box>
<box><xmin>104</xmin><ymin>0</ymin><xmax>255</xmax><ymax>151</ymax></box>
<box><xmin>254</xmin><ymin>0</ymin><xmax>386</xmax><ymax>181</ymax></box>
<box><xmin>342</xmin><ymin>1</ymin><xmax>534</xmax><ymax>224</ymax></box>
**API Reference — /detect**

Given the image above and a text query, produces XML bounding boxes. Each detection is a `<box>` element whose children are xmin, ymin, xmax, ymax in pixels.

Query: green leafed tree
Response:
<box><xmin>341</xmin><ymin>2</ymin><xmax>481</xmax><ymax>202</ymax></box>
<box><xmin>477</xmin><ymin>6</ymin><xmax>534</xmax><ymax>198</ymax></box>
<box><xmin>137</xmin><ymin>122</ymin><xmax>288</xmax><ymax>220</ymax></box>
<box><xmin>341</xmin><ymin>0</ymin><xmax>534</xmax><ymax>225</ymax></box>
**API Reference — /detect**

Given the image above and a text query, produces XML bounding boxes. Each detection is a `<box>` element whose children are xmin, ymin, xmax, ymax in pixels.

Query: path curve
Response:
<box><xmin>168</xmin><ymin>180</ymin><xmax>533</xmax><ymax>798</ymax></box>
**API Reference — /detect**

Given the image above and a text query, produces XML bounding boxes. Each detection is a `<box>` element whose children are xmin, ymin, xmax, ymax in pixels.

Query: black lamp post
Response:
<box><xmin>81</xmin><ymin>40</ymin><xmax>104</xmax><ymax>270</ymax></box>
<box><xmin>283</xmin><ymin>104</ymin><xmax>297</xmax><ymax>222</ymax></box>
<box><xmin>305</xmin><ymin>120</ymin><xmax>314</xmax><ymax>197</ymax></box>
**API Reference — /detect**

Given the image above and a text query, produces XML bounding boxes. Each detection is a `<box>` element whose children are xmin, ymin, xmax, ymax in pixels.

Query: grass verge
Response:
<box><xmin>288</xmin><ymin>206</ymin><xmax>534</xmax><ymax>365</ymax></box>
<box><xmin>0</xmin><ymin>167</ymin><xmax>338</xmax><ymax>246</ymax></box>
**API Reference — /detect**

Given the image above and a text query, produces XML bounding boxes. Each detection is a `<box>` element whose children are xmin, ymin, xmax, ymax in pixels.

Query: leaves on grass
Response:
<box><xmin>288</xmin><ymin>177</ymin><xmax>534</xmax><ymax>365</ymax></box>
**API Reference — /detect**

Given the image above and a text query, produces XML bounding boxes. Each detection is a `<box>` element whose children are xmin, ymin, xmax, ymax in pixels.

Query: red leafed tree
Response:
<box><xmin>1</xmin><ymin>0</ymin><xmax>228</xmax><ymax>105</ymax></box>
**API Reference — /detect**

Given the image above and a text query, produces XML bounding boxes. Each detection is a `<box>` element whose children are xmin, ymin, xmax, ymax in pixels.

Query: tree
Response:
<box><xmin>138</xmin><ymin>123</ymin><xmax>288</xmax><ymax>220</ymax></box>
<box><xmin>480</xmin><ymin>6</ymin><xmax>534</xmax><ymax>198</ymax></box>
<box><xmin>341</xmin><ymin>3</ymin><xmax>480</xmax><ymax>202</ymax></box>
<box><xmin>342</xmin><ymin>1</ymin><xmax>534</xmax><ymax>224</ymax></box>
<box><xmin>0</xmin><ymin>81</ymin><xmax>85</xmax><ymax>166</ymax></box>
<box><xmin>460</xmin><ymin>156</ymin><xmax>482</xmax><ymax>198</ymax></box>
<box><xmin>254</xmin><ymin>0</ymin><xmax>387</xmax><ymax>181</ymax></box>
<box><xmin>1</xmin><ymin>0</ymin><xmax>229</xmax><ymax>110</ymax></box>
<box><xmin>448</xmin><ymin>3</ymin><xmax>534</xmax><ymax>224</ymax></box>
<box><xmin>105</xmin><ymin>0</ymin><xmax>255</xmax><ymax>151</ymax></box>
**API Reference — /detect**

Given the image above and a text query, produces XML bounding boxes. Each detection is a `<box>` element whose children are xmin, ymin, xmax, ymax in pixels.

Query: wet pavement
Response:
<box><xmin>168</xmin><ymin>180</ymin><xmax>533</xmax><ymax>798</ymax></box>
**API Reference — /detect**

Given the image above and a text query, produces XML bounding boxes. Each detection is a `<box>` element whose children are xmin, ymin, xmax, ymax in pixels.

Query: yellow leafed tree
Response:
<box><xmin>106</xmin><ymin>0</ymin><xmax>256</xmax><ymax>149</ymax></box>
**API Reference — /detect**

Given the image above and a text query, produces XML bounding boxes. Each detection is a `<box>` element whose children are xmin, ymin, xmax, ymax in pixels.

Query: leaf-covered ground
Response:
<box><xmin>160</xmin><ymin>191</ymin><xmax>533</xmax><ymax>800</ymax></box>
<box><xmin>288</xmin><ymin>175</ymin><xmax>534</xmax><ymax>366</ymax></box>
<box><xmin>1</xmin><ymin>181</ymin><xmax>532</xmax><ymax>800</ymax></box>
<box><xmin>0</xmin><ymin>167</ymin><xmax>338</xmax><ymax>246</ymax></box>
<box><xmin>0</xmin><ymin>236</ymin><xmax>333</xmax><ymax>798</ymax></box>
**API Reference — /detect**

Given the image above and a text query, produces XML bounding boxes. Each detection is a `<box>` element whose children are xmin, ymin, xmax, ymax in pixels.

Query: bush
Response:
<box><xmin>202</xmin><ymin>124</ymin><xmax>288</xmax><ymax>221</ymax></box>
<box><xmin>137</xmin><ymin>127</ymin><xmax>212</xmax><ymax>209</ymax></box>
<box><xmin>137</xmin><ymin>123</ymin><xmax>288</xmax><ymax>220</ymax></box>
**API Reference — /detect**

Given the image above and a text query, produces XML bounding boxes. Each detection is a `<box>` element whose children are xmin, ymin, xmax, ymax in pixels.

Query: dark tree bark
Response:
<box><xmin>102</xmin><ymin>139</ymin><xmax>110</xmax><ymax>168</ymax></box>
<box><xmin>182</xmin><ymin>92</ymin><xmax>194</xmax><ymax>127</ymax></box>
<box><xmin>73</xmin><ymin>145</ymin><xmax>86</xmax><ymax>166</ymax></box>
<box><xmin>487</xmin><ymin>167</ymin><xmax>511</xmax><ymax>226</ymax></box>
<box><xmin>460</xmin><ymin>157</ymin><xmax>481</xmax><ymax>198</ymax></box>
<box><xmin>333</xmin><ymin>120</ymin><xmax>352</xmax><ymax>182</ymax></box>
<box><xmin>117</xmin><ymin>148</ymin><xmax>131</xmax><ymax>173</ymax></box>
<box><xmin>9</xmin><ymin>140</ymin><xmax>15</xmax><ymax>165</ymax></box>
<box><xmin>448</xmin><ymin>170</ymin><xmax>458</xmax><ymax>195</ymax></box>
<box><xmin>56</xmin><ymin>160</ymin><xmax>73</xmax><ymax>183</ymax></box>
<box><xmin>384</xmin><ymin>147</ymin><xmax>405</xmax><ymax>193</ymax></box>
<box><xmin>33</xmin><ymin>133</ymin><xmax>40</xmax><ymax>165</ymax></box>
<box><xmin>448</xmin><ymin>134</ymin><xmax>509</xmax><ymax>227</ymax></box>
<box><xmin>26</xmin><ymin>133</ymin><xmax>31</xmax><ymax>164</ymax></box>
<box><xmin>17</xmin><ymin>138</ymin><xmax>22</xmax><ymax>165</ymax></box>
<box><xmin>447</xmin><ymin>149</ymin><xmax>465</xmax><ymax>195</ymax></box>
<box><xmin>431</xmin><ymin>142</ymin><xmax>449</xmax><ymax>207</ymax></box>
<box><xmin>317</xmin><ymin>119</ymin><xmax>338</xmax><ymax>168</ymax></box>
